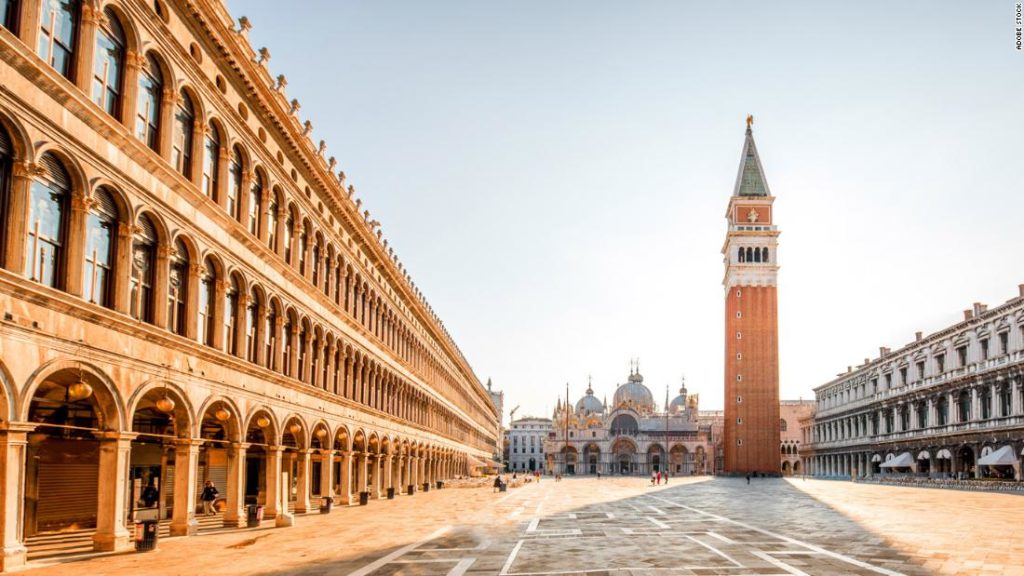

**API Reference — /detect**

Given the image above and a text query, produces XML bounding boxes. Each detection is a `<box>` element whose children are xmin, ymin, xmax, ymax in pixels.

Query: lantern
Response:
<box><xmin>288</xmin><ymin>422</ymin><xmax>302</xmax><ymax>436</ymax></box>
<box><xmin>214</xmin><ymin>407</ymin><xmax>231</xmax><ymax>422</ymax></box>
<box><xmin>67</xmin><ymin>379</ymin><xmax>93</xmax><ymax>401</ymax></box>
<box><xmin>155</xmin><ymin>395</ymin><xmax>176</xmax><ymax>413</ymax></box>
<box><xmin>316</xmin><ymin>428</ymin><xmax>327</xmax><ymax>439</ymax></box>
<box><xmin>256</xmin><ymin>416</ymin><xmax>271</xmax><ymax>428</ymax></box>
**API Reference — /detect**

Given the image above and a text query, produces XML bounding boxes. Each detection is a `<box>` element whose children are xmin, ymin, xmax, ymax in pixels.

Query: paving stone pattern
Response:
<box><xmin>20</xmin><ymin>477</ymin><xmax>1024</xmax><ymax>575</ymax></box>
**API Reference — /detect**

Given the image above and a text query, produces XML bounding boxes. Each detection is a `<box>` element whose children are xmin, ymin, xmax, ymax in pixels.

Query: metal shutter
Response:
<box><xmin>35</xmin><ymin>462</ymin><xmax>99</xmax><ymax>532</ymax></box>
<box><xmin>38</xmin><ymin>153</ymin><xmax>70</xmax><ymax>191</ymax></box>
<box><xmin>0</xmin><ymin>126</ymin><xmax>10</xmax><ymax>156</ymax></box>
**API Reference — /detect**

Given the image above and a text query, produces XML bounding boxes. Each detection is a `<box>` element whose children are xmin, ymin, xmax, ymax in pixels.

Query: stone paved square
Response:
<box><xmin>18</xmin><ymin>477</ymin><xmax>1024</xmax><ymax>575</ymax></box>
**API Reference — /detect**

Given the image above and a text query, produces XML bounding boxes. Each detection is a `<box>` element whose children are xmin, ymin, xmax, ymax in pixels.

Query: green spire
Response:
<box><xmin>733</xmin><ymin>121</ymin><xmax>770</xmax><ymax>197</ymax></box>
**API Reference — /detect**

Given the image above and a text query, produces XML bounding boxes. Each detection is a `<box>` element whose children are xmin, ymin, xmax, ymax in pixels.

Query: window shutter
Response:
<box><xmin>39</xmin><ymin>153</ymin><xmax>71</xmax><ymax>191</ymax></box>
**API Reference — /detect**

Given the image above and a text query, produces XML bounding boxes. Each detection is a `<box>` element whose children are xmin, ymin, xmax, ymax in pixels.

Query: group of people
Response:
<box><xmin>649</xmin><ymin>470</ymin><xmax>668</xmax><ymax>485</ymax></box>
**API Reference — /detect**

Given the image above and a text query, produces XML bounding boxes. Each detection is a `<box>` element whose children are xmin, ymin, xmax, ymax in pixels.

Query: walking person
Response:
<box><xmin>201</xmin><ymin>480</ymin><xmax>219</xmax><ymax>516</ymax></box>
<box><xmin>745</xmin><ymin>472</ymin><xmax>750</xmax><ymax>485</ymax></box>
<box><xmin>650</xmin><ymin>471</ymin><xmax>656</xmax><ymax>486</ymax></box>
<box><xmin>656</xmin><ymin>471</ymin><xmax>662</xmax><ymax>485</ymax></box>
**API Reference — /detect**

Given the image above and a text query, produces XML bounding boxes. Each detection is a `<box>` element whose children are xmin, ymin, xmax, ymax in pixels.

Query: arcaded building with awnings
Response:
<box><xmin>0</xmin><ymin>0</ymin><xmax>498</xmax><ymax>569</ymax></box>
<box><xmin>805</xmin><ymin>287</ymin><xmax>1024</xmax><ymax>481</ymax></box>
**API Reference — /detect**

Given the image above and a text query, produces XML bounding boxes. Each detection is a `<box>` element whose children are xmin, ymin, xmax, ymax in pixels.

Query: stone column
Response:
<box><xmin>288</xmin><ymin>322</ymin><xmax>300</xmax><ymax>379</ymax></box>
<box><xmin>324</xmin><ymin>340</ymin><xmax>336</xmax><ymax>394</ymax></box>
<box><xmin>971</xmin><ymin>387</ymin><xmax>980</xmax><ymax>421</ymax></box>
<box><xmin>294</xmin><ymin>449</ymin><xmax>311</xmax><ymax>513</ymax></box>
<box><xmin>64</xmin><ymin>194</ymin><xmax>90</xmax><ymax>297</ymax></box>
<box><xmin>0</xmin><ymin>427</ymin><xmax>30</xmax><ymax>572</ymax></box>
<box><xmin>3</xmin><ymin>162</ymin><xmax>41</xmax><ymax>276</ymax></box>
<box><xmin>338</xmin><ymin>451</ymin><xmax>352</xmax><ymax>505</ymax></box>
<box><xmin>170</xmin><ymin>440</ymin><xmax>200</xmax><ymax>536</ymax></box>
<box><xmin>75</xmin><ymin>2</ymin><xmax>101</xmax><ymax>93</ymax></box>
<box><xmin>372</xmin><ymin>456</ymin><xmax>382</xmax><ymax>499</ymax></box>
<box><xmin>358</xmin><ymin>453</ymin><xmax>370</xmax><ymax>497</ymax></box>
<box><xmin>407</xmin><ymin>455</ymin><xmax>416</xmax><ymax>493</ymax></box>
<box><xmin>233</xmin><ymin>290</ymin><xmax>248</xmax><ymax>359</ymax></box>
<box><xmin>223</xmin><ymin>442</ymin><xmax>247</xmax><ymax>528</ymax></box>
<box><xmin>271</xmin><ymin>311</ymin><xmax>284</xmax><ymax>374</ymax></box>
<box><xmin>93</xmin><ymin>433</ymin><xmax>133</xmax><ymax>552</ymax></box>
<box><xmin>1013</xmin><ymin>378</ymin><xmax>1022</xmax><ymax>415</ymax></box>
<box><xmin>215</xmin><ymin>147</ymin><xmax>230</xmax><ymax>211</ymax></box>
<box><xmin>264</xmin><ymin>446</ymin><xmax>283</xmax><ymax>518</ymax></box>
<box><xmin>319</xmin><ymin>449</ymin><xmax>334</xmax><ymax>504</ymax></box>
<box><xmin>211</xmin><ymin>279</ymin><xmax>227</xmax><ymax>351</ymax></box>
<box><xmin>238</xmin><ymin>170</ymin><xmax>253</xmax><ymax>229</ymax></box>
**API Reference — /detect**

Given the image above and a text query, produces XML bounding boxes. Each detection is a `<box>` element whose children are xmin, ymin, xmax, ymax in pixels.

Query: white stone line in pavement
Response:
<box><xmin>526</xmin><ymin>517</ymin><xmax>540</xmax><ymax>532</ymax></box>
<box><xmin>509</xmin><ymin>507</ymin><xmax>524</xmax><ymax>519</ymax></box>
<box><xmin>447</xmin><ymin>557</ymin><xmax>477</xmax><ymax>576</ymax></box>
<box><xmin>648</xmin><ymin>506</ymin><xmax>667</xmax><ymax>515</ymax></box>
<box><xmin>605</xmin><ymin>512</ymin><xmax>615</xmax><ymax>519</ymax></box>
<box><xmin>750</xmin><ymin>550</ymin><xmax>811</xmax><ymax>576</ymax></box>
<box><xmin>646</xmin><ymin>516</ymin><xmax>671</xmax><ymax>529</ymax></box>
<box><xmin>344</xmin><ymin>525</ymin><xmax>451</xmax><ymax>576</ymax></box>
<box><xmin>499</xmin><ymin>539</ymin><xmax>525</xmax><ymax>575</ymax></box>
<box><xmin>652</xmin><ymin>496</ymin><xmax>906</xmax><ymax>576</ymax></box>
<box><xmin>681</xmin><ymin>534</ymin><xmax>744</xmax><ymax>567</ymax></box>
<box><xmin>706</xmin><ymin>531</ymin><xmax>737</xmax><ymax>544</ymax></box>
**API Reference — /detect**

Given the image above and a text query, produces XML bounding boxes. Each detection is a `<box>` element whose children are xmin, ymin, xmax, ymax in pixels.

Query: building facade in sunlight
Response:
<box><xmin>0</xmin><ymin>0</ymin><xmax>498</xmax><ymax>569</ymax></box>
<box><xmin>722</xmin><ymin>119</ymin><xmax>782</xmax><ymax>475</ymax></box>
<box><xmin>507</xmin><ymin>416</ymin><xmax>552</xmax><ymax>473</ymax></box>
<box><xmin>544</xmin><ymin>369</ymin><xmax>715</xmax><ymax>476</ymax></box>
<box><xmin>780</xmin><ymin>399</ymin><xmax>813</xmax><ymax>475</ymax></box>
<box><xmin>805</xmin><ymin>287</ymin><xmax>1024</xmax><ymax>481</ymax></box>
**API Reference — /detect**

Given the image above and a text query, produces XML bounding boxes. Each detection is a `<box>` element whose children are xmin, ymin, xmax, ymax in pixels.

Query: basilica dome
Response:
<box><xmin>668</xmin><ymin>384</ymin><xmax>688</xmax><ymax>413</ymax></box>
<box><xmin>613</xmin><ymin>371</ymin><xmax>655</xmax><ymax>411</ymax></box>
<box><xmin>575</xmin><ymin>384</ymin><xmax>604</xmax><ymax>414</ymax></box>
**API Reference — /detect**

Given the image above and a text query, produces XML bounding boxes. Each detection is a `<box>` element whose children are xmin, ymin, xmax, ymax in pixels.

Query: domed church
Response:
<box><xmin>544</xmin><ymin>363</ymin><xmax>717</xmax><ymax>476</ymax></box>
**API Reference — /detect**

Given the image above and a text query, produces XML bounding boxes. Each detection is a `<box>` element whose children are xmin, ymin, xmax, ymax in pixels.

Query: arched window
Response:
<box><xmin>311</xmin><ymin>236</ymin><xmax>321</xmax><ymax>286</ymax></box>
<box><xmin>265</xmin><ymin>302</ymin><xmax>277</xmax><ymax>371</ymax></box>
<box><xmin>224</xmin><ymin>275</ymin><xmax>239</xmax><ymax>355</ymax></box>
<box><xmin>334</xmin><ymin>260</ymin><xmax>343</xmax><ymax>305</ymax></box>
<box><xmin>283</xmin><ymin>212</ymin><xmax>293</xmax><ymax>263</ymax></box>
<box><xmin>202</xmin><ymin>124</ymin><xmax>221</xmax><ymax>200</ymax></box>
<box><xmin>762</xmin><ymin>247</ymin><xmax>769</xmax><ymax>263</ymax></box>
<box><xmin>1</xmin><ymin>0</ymin><xmax>19</xmax><ymax>32</ymax></box>
<box><xmin>135</xmin><ymin>54</ymin><xmax>163</xmax><ymax>151</ymax></box>
<box><xmin>26</xmin><ymin>152</ymin><xmax>70</xmax><ymax>288</ymax></box>
<box><xmin>197</xmin><ymin>258</ymin><xmax>215</xmax><ymax>346</ymax></box>
<box><xmin>753</xmin><ymin>247</ymin><xmax>761</xmax><ymax>263</ymax></box>
<box><xmin>310</xmin><ymin>332</ymin><xmax>320</xmax><ymax>386</ymax></box>
<box><xmin>83</xmin><ymin>187</ymin><xmax>118</xmax><ymax>307</ymax></box>
<box><xmin>937</xmin><ymin>396</ymin><xmax>948</xmax><ymax>426</ymax></box>
<box><xmin>248</xmin><ymin>170</ymin><xmax>263</xmax><ymax>236</ymax></box>
<box><xmin>266</xmin><ymin>193</ymin><xmax>279</xmax><ymax>251</ymax></box>
<box><xmin>172</xmin><ymin>90</ymin><xmax>194</xmax><ymax>177</ymax></box>
<box><xmin>246</xmin><ymin>287</ymin><xmax>259</xmax><ymax>363</ymax></box>
<box><xmin>0</xmin><ymin>126</ymin><xmax>11</xmax><ymax>258</ymax></box>
<box><xmin>282</xmin><ymin>314</ymin><xmax>293</xmax><ymax>376</ymax></box>
<box><xmin>737</xmin><ymin>247</ymin><xmax>745</xmax><ymax>263</ymax></box>
<box><xmin>745</xmin><ymin>247</ymin><xmax>752</xmax><ymax>262</ymax></box>
<box><xmin>167</xmin><ymin>238</ymin><xmax>188</xmax><ymax>336</ymax></box>
<box><xmin>130</xmin><ymin>215</ymin><xmax>157</xmax><ymax>322</ymax></box>
<box><xmin>780</xmin><ymin>418</ymin><xmax>788</xmax><ymax>432</ymax></box>
<box><xmin>298</xmin><ymin>322</ymin><xmax>308</xmax><ymax>382</ymax></box>
<box><xmin>298</xmin><ymin>223</ymin><xmax>308</xmax><ymax>275</ymax></box>
<box><xmin>38</xmin><ymin>0</ymin><xmax>80</xmax><ymax>79</ymax></box>
<box><xmin>227</xmin><ymin>146</ymin><xmax>242</xmax><ymax>221</ymax></box>
<box><xmin>91</xmin><ymin>8</ymin><xmax>124</xmax><ymax>118</ymax></box>
<box><xmin>958</xmin><ymin>390</ymin><xmax>971</xmax><ymax>422</ymax></box>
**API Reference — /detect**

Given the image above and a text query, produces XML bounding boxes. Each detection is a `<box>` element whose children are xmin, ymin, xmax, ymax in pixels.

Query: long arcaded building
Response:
<box><xmin>0</xmin><ymin>0</ymin><xmax>499</xmax><ymax>568</ymax></box>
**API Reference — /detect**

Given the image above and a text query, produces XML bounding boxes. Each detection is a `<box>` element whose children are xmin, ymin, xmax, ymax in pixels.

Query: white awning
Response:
<box><xmin>978</xmin><ymin>445</ymin><xmax>1017</xmax><ymax>466</ymax></box>
<box><xmin>917</xmin><ymin>450</ymin><xmax>930</xmax><ymax>460</ymax></box>
<box><xmin>936</xmin><ymin>449</ymin><xmax>952</xmax><ymax>460</ymax></box>
<box><xmin>871</xmin><ymin>454</ymin><xmax>882</xmax><ymax>463</ymax></box>
<box><xmin>880</xmin><ymin>452</ymin><xmax>915</xmax><ymax>468</ymax></box>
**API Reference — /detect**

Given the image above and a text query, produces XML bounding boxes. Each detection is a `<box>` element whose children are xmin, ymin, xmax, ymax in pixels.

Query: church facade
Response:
<box><xmin>544</xmin><ymin>368</ymin><xmax>716</xmax><ymax>476</ymax></box>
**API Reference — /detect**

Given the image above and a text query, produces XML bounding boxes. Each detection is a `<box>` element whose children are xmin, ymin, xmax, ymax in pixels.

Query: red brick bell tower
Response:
<box><xmin>722</xmin><ymin>116</ymin><xmax>781</xmax><ymax>475</ymax></box>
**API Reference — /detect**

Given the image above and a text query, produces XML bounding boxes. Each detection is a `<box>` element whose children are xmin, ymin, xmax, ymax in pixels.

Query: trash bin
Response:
<box><xmin>407</xmin><ymin>485</ymin><xmax>414</xmax><ymax>495</ymax></box>
<box><xmin>133</xmin><ymin>519</ymin><xmax>158</xmax><ymax>552</ymax></box>
<box><xmin>387</xmin><ymin>487</ymin><xmax>395</xmax><ymax>499</ymax></box>
<box><xmin>246</xmin><ymin>504</ymin><xmax>264</xmax><ymax>527</ymax></box>
<box><xmin>422</xmin><ymin>482</ymin><xmax>430</xmax><ymax>492</ymax></box>
<box><xmin>436</xmin><ymin>481</ymin><xmax>443</xmax><ymax>489</ymax></box>
<box><xmin>499</xmin><ymin>483</ymin><xmax>507</xmax><ymax>493</ymax></box>
<box><xmin>320</xmin><ymin>496</ymin><xmax>334</xmax><ymax>514</ymax></box>
<box><xmin>359</xmin><ymin>491</ymin><xmax>369</xmax><ymax>505</ymax></box>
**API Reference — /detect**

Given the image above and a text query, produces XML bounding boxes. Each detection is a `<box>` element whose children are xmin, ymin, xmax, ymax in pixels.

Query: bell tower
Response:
<box><xmin>722</xmin><ymin>116</ymin><xmax>781</xmax><ymax>475</ymax></box>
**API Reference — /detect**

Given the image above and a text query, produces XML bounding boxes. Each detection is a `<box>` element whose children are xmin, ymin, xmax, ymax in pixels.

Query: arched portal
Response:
<box><xmin>244</xmin><ymin>408</ymin><xmax>278</xmax><ymax>518</ymax></box>
<box><xmin>197</xmin><ymin>398</ymin><xmax>242</xmax><ymax>529</ymax></box>
<box><xmin>583</xmin><ymin>443</ymin><xmax>600</xmax><ymax>475</ymax></box>
<box><xmin>611</xmin><ymin>437</ymin><xmax>637</xmax><ymax>475</ymax></box>
<box><xmin>281</xmin><ymin>415</ymin><xmax>309</xmax><ymax>511</ymax></box>
<box><xmin>23</xmin><ymin>363</ymin><xmax>125</xmax><ymax>552</ymax></box>
<box><xmin>647</xmin><ymin>443</ymin><xmax>665</xmax><ymax>474</ymax></box>
<box><xmin>670</xmin><ymin>444</ymin><xmax>687</xmax><ymax>475</ymax></box>
<box><xmin>128</xmin><ymin>382</ymin><xmax>193</xmax><ymax>534</ymax></box>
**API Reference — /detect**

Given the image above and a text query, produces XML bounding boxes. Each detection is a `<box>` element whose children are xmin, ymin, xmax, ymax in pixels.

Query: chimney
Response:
<box><xmin>864</xmin><ymin>358</ymin><xmax>870</xmax><ymax>366</ymax></box>
<box><xmin>915</xmin><ymin>331</ymin><xmax>923</xmax><ymax>341</ymax></box>
<box><xmin>847</xmin><ymin>365</ymin><xmax>852</xmax><ymax>373</ymax></box>
<box><xmin>963</xmin><ymin>309</ymin><xmax>973</xmax><ymax>321</ymax></box>
<box><xmin>879</xmin><ymin>346</ymin><xmax>891</xmax><ymax>358</ymax></box>
<box><xmin>973</xmin><ymin>302</ymin><xmax>987</xmax><ymax>316</ymax></box>
<box><xmin>1019</xmin><ymin>284</ymin><xmax>1024</xmax><ymax>298</ymax></box>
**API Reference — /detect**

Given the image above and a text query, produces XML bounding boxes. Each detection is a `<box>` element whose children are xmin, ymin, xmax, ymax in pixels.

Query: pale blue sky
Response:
<box><xmin>229</xmin><ymin>1</ymin><xmax>1023</xmax><ymax>420</ymax></box>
